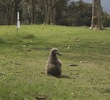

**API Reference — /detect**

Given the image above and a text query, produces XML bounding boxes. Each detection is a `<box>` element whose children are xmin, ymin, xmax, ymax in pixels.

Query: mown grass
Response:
<box><xmin>0</xmin><ymin>25</ymin><xmax>110</xmax><ymax>100</ymax></box>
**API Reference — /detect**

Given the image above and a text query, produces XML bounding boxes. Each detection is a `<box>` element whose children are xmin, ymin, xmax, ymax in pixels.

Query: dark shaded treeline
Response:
<box><xmin>0</xmin><ymin>0</ymin><xmax>110</xmax><ymax>26</ymax></box>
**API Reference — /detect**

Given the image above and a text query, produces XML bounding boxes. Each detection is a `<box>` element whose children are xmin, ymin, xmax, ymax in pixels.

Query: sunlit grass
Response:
<box><xmin>0</xmin><ymin>25</ymin><xmax>110</xmax><ymax>100</ymax></box>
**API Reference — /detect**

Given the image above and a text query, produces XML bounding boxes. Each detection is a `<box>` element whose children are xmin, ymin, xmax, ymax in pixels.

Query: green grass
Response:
<box><xmin>0</xmin><ymin>25</ymin><xmax>110</xmax><ymax>100</ymax></box>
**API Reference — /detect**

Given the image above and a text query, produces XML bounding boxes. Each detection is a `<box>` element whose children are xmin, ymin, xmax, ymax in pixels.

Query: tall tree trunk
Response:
<box><xmin>27</xmin><ymin>6</ymin><xmax>31</xmax><ymax>24</ymax></box>
<box><xmin>44</xmin><ymin>0</ymin><xmax>48</xmax><ymax>24</ymax></box>
<box><xmin>90</xmin><ymin>0</ymin><xmax>104</xmax><ymax>30</ymax></box>
<box><xmin>44</xmin><ymin>0</ymin><xmax>60</xmax><ymax>25</ymax></box>
<box><xmin>32</xmin><ymin>0</ymin><xmax>36</xmax><ymax>24</ymax></box>
<box><xmin>52</xmin><ymin>8</ymin><xmax>56</xmax><ymax>24</ymax></box>
<box><xmin>44</xmin><ymin>0</ymin><xmax>51</xmax><ymax>24</ymax></box>
<box><xmin>11</xmin><ymin>0</ymin><xmax>14</xmax><ymax>25</ymax></box>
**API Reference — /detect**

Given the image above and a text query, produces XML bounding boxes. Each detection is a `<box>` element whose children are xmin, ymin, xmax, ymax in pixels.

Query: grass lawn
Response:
<box><xmin>0</xmin><ymin>25</ymin><xmax>110</xmax><ymax>100</ymax></box>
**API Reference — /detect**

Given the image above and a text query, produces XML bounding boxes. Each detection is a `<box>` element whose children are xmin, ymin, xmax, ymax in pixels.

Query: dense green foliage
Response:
<box><xmin>66</xmin><ymin>1</ymin><xmax>92</xmax><ymax>26</ymax></box>
<box><xmin>1</xmin><ymin>0</ymin><xmax>110</xmax><ymax>27</ymax></box>
<box><xmin>103</xmin><ymin>13</ymin><xmax>110</xmax><ymax>27</ymax></box>
<box><xmin>0</xmin><ymin>0</ymin><xmax>110</xmax><ymax>27</ymax></box>
<box><xmin>0</xmin><ymin>25</ymin><xmax>110</xmax><ymax>100</ymax></box>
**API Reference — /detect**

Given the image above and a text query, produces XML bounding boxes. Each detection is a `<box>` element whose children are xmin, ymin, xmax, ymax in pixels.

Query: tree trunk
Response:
<box><xmin>90</xmin><ymin>0</ymin><xmax>104</xmax><ymax>30</ymax></box>
<box><xmin>44</xmin><ymin>0</ymin><xmax>60</xmax><ymax>25</ymax></box>
<box><xmin>31</xmin><ymin>0</ymin><xmax>36</xmax><ymax>24</ymax></box>
<box><xmin>44</xmin><ymin>0</ymin><xmax>48</xmax><ymax>24</ymax></box>
<box><xmin>52</xmin><ymin>8</ymin><xmax>56</xmax><ymax>24</ymax></box>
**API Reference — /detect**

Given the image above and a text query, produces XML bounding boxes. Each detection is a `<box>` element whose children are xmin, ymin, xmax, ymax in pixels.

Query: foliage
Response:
<box><xmin>66</xmin><ymin>1</ymin><xmax>92</xmax><ymax>26</ymax></box>
<box><xmin>102</xmin><ymin>13</ymin><xmax>110</xmax><ymax>27</ymax></box>
<box><xmin>0</xmin><ymin>0</ymin><xmax>95</xmax><ymax>26</ymax></box>
<box><xmin>0</xmin><ymin>25</ymin><xmax>110</xmax><ymax>100</ymax></box>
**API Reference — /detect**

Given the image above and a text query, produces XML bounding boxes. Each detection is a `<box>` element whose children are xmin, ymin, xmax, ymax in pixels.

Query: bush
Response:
<box><xmin>103</xmin><ymin>16</ymin><xmax>110</xmax><ymax>27</ymax></box>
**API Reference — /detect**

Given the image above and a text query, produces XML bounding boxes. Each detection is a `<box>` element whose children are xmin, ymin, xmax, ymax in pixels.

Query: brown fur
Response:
<box><xmin>46</xmin><ymin>48</ymin><xmax>62</xmax><ymax>77</ymax></box>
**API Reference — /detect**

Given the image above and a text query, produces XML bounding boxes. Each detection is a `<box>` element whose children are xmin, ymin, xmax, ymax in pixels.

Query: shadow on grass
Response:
<box><xmin>0</xmin><ymin>38</ymin><xmax>5</xmax><ymax>43</ymax></box>
<box><xmin>42</xmin><ymin>73</ymin><xmax>71</xmax><ymax>79</ymax></box>
<box><xmin>60</xmin><ymin>75</ymin><xmax>71</xmax><ymax>79</ymax></box>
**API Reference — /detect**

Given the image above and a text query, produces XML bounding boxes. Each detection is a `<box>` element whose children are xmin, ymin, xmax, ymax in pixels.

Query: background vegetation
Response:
<box><xmin>0</xmin><ymin>25</ymin><xmax>110</xmax><ymax>100</ymax></box>
<box><xmin>0</xmin><ymin>0</ymin><xmax>110</xmax><ymax>27</ymax></box>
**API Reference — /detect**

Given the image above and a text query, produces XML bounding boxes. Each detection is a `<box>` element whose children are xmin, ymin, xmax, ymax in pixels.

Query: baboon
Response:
<box><xmin>46</xmin><ymin>48</ymin><xmax>62</xmax><ymax>77</ymax></box>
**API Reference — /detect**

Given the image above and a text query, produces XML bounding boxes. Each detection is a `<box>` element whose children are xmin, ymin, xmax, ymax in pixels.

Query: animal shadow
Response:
<box><xmin>60</xmin><ymin>75</ymin><xmax>71</xmax><ymax>79</ymax></box>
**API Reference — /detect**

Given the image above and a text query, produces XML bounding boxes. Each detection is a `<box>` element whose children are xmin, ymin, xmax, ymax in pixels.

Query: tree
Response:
<box><xmin>20</xmin><ymin>0</ymin><xmax>44</xmax><ymax>24</ymax></box>
<box><xmin>55</xmin><ymin>0</ymin><xmax>68</xmax><ymax>25</ymax></box>
<box><xmin>90</xmin><ymin>0</ymin><xmax>104</xmax><ymax>30</ymax></box>
<box><xmin>31</xmin><ymin>0</ymin><xmax>36</xmax><ymax>24</ymax></box>
<box><xmin>102</xmin><ymin>13</ymin><xmax>110</xmax><ymax>27</ymax></box>
<box><xmin>0</xmin><ymin>0</ymin><xmax>108</xmax><ymax>26</ymax></box>
<box><xmin>0</xmin><ymin>0</ymin><xmax>12</xmax><ymax>25</ymax></box>
<box><xmin>44</xmin><ymin>0</ymin><xmax>63</xmax><ymax>25</ymax></box>
<box><xmin>66</xmin><ymin>0</ymin><xmax>92</xmax><ymax>26</ymax></box>
<box><xmin>0</xmin><ymin>0</ymin><xmax>22</xmax><ymax>25</ymax></box>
